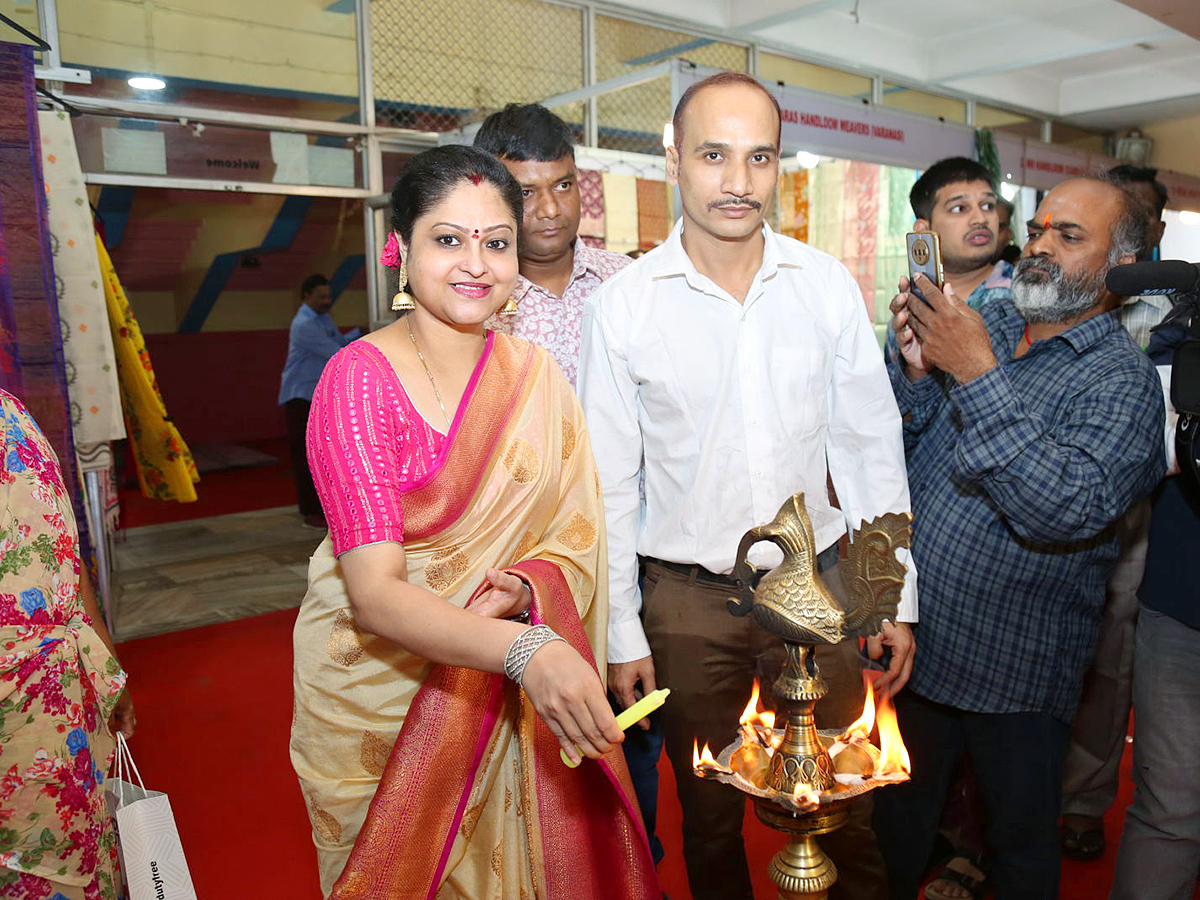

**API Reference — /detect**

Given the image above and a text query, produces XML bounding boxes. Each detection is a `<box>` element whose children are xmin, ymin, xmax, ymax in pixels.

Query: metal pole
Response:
<box><xmin>37</xmin><ymin>0</ymin><xmax>62</xmax><ymax>71</ymax></box>
<box><xmin>356</xmin><ymin>0</ymin><xmax>385</xmax><ymax>329</ymax></box>
<box><xmin>84</xmin><ymin>470</ymin><xmax>116</xmax><ymax>636</ymax></box>
<box><xmin>584</xmin><ymin>6</ymin><xmax>598</xmax><ymax>148</ymax></box>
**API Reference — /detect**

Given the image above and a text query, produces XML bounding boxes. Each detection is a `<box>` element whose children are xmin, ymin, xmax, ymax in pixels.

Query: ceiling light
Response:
<box><xmin>127</xmin><ymin>75</ymin><xmax>166</xmax><ymax>91</ymax></box>
<box><xmin>795</xmin><ymin>151</ymin><xmax>821</xmax><ymax>169</ymax></box>
<box><xmin>1179</xmin><ymin>210</ymin><xmax>1200</xmax><ymax>226</ymax></box>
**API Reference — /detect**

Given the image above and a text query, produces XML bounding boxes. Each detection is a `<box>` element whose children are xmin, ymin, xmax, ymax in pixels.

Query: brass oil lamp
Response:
<box><xmin>693</xmin><ymin>493</ymin><xmax>913</xmax><ymax>899</ymax></box>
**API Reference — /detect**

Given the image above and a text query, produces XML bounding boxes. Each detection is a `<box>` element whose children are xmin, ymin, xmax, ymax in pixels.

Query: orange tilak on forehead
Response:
<box><xmin>1042</xmin><ymin>214</ymin><xmax>1052</xmax><ymax>229</ymax></box>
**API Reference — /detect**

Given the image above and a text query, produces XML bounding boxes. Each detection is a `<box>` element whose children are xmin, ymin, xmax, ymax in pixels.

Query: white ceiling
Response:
<box><xmin>611</xmin><ymin>0</ymin><xmax>1200</xmax><ymax>129</ymax></box>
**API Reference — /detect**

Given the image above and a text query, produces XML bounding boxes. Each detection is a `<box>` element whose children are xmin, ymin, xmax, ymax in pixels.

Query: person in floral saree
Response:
<box><xmin>0</xmin><ymin>390</ymin><xmax>134</xmax><ymax>899</ymax></box>
<box><xmin>290</xmin><ymin>146</ymin><xmax>659</xmax><ymax>899</ymax></box>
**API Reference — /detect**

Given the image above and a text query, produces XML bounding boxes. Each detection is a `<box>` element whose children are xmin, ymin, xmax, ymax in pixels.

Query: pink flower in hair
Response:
<box><xmin>379</xmin><ymin>231</ymin><xmax>402</xmax><ymax>269</ymax></box>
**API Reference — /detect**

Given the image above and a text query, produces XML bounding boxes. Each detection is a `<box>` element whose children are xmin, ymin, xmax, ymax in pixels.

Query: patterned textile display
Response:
<box><xmin>778</xmin><ymin>170</ymin><xmax>810</xmax><ymax>243</ymax></box>
<box><xmin>635</xmin><ymin>178</ymin><xmax>669</xmax><ymax>251</ymax></box>
<box><xmin>876</xmin><ymin>166</ymin><xmax>920</xmax><ymax>320</ymax></box>
<box><xmin>292</xmin><ymin>334</ymin><xmax>658</xmax><ymax>899</ymax></box>
<box><xmin>601</xmin><ymin>172</ymin><xmax>639</xmax><ymax>255</ymax></box>
<box><xmin>0</xmin><ymin>41</ymin><xmax>93</xmax><ymax>568</ymax></box>
<box><xmin>807</xmin><ymin>158</ymin><xmax>846</xmax><ymax>261</ymax></box>
<box><xmin>0</xmin><ymin>390</ymin><xmax>127</xmax><ymax>899</ymax></box>
<box><xmin>37</xmin><ymin>111</ymin><xmax>124</xmax><ymax>449</ymax></box>
<box><xmin>841</xmin><ymin>161</ymin><xmax>880</xmax><ymax>319</ymax></box>
<box><xmin>577</xmin><ymin>169</ymin><xmax>605</xmax><ymax>241</ymax></box>
<box><xmin>96</xmin><ymin>236</ymin><xmax>198</xmax><ymax>502</ymax></box>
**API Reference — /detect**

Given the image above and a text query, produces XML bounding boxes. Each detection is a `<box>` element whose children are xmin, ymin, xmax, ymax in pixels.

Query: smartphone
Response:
<box><xmin>906</xmin><ymin>231</ymin><xmax>944</xmax><ymax>304</ymax></box>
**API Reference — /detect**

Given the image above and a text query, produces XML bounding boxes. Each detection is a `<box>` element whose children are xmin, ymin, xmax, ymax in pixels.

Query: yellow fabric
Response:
<box><xmin>96</xmin><ymin>236</ymin><xmax>198</xmax><ymax>502</ymax></box>
<box><xmin>601</xmin><ymin>172</ymin><xmax>640</xmax><ymax>255</ymax></box>
<box><xmin>290</xmin><ymin>342</ymin><xmax>607</xmax><ymax>898</ymax></box>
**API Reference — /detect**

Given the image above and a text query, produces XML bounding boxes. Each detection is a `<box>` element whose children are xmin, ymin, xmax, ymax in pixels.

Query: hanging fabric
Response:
<box><xmin>636</xmin><ymin>178</ymin><xmax>669</xmax><ymax>250</ymax></box>
<box><xmin>97</xmin><ymin>235</ymin><xmax>199</xmax><ymax>503</ymax></box>
<box><xmin>38</xmin><ymin>109</ymin><xmax>125</xmax><ymax>446</ymax></box>
<box><xmin>0</xmin><ymin>39</ymin><xmax>93</xmax><ymax>563</ymax></box>
<box><xmin>601</xmin><ymin>172</ymin><xmax>639</xmax><ymax>255</ymax></box>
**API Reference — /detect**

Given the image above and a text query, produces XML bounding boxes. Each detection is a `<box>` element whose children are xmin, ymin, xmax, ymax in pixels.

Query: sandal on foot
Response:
<box><xmin>925</xmin><ymin>855</ymin><xmax>990</xmax><ymax>900</ymax></box>
<box><xmin>1061</xmin><ymin>821</ymin><xmax>1105</xmax><ymax>861</ymax></box>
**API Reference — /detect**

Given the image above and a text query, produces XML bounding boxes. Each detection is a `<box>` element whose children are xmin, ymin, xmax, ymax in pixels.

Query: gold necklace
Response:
<box><xmin>406</xmin><ymin>318</ymin><xmax>451</xmax><ymax>429</ymax></box>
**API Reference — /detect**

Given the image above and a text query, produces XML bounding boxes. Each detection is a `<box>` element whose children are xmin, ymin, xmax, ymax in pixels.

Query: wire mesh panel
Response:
<box><xmin>371</xmin><ymin>0</ymin><xmax>584</xmax><ymax>131</ymax></box>
<box><xmin>595</xmin><ymin>16</ymin><xmax>748</xmax><ymax>156</ymax></box>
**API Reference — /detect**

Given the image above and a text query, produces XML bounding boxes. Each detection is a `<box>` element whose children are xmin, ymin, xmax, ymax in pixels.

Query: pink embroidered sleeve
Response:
<box><xmin>306</xmin><ymin>345</ymin><xmax>409</xmax><ymax>556</ymax></box>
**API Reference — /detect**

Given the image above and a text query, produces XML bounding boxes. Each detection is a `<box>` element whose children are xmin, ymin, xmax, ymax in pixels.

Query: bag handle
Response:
<box><xmin>114</xmin><ymin>733</ymin><xmax>146</xmax><ymax>808</ymax></box>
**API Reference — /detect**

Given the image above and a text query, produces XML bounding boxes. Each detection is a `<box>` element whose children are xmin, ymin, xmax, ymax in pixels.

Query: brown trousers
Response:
<box><xmin>642</xmin><ymin>558</ymin><xmax>887</xmax><ymax>900</ymax></box>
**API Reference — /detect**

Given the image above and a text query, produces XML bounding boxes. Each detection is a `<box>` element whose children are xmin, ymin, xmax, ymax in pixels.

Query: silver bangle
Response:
<box><xmin>503</xmin><ymin>624</ymin><xmax>565</xmax><ymax>687</ymax></box>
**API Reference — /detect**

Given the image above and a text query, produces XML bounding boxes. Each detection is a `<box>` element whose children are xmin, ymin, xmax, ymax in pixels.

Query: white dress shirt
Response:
<box><xmin>578</xmin><ymin>220</ymin><xmax>918</xmax><ymax>664</ymax></box>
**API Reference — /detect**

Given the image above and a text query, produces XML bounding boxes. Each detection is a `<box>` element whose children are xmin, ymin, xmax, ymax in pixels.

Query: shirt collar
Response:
<box><xmin>996</xmin><ymin>297</ymin><xmax>1120</xmax><ymax>355</ymax></box>
<box><xmin>296</xmin><ymin>303</ymin><xmax>319</xmax><ymax>321</ymax></box>
<box><xmin>981</xmin><ymin>259</ymin><xmax>1013</xmax><ymax>290</ymax></box>
<box><xmin>513</xmin><ymin>241</ymin><xmax>604</xmax><ymax>300</ymax></box>
<box><xmin>648</xmin><ymin>219</ymin><xmax>795</xmax><ymax>296</ymax></box>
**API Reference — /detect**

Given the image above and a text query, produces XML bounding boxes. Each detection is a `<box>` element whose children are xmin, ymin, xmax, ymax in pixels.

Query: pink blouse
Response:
<box><xmin>307</xmin><ymin>341</ymin><xmax>446</xmax><ymax>555</ymax></box>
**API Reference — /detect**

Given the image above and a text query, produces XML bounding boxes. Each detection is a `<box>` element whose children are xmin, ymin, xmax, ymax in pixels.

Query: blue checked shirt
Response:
<box><xmin>890</xmin><ymin>299</ymin><xmax>1165</xmax><ymax>722</ymax></box>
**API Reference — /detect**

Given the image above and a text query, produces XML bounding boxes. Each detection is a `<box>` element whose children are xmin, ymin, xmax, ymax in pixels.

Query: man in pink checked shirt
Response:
<box><xmin>474</xmin><ymin>104</ymin><xmax>631</xmax><ymax>386</ymax></box>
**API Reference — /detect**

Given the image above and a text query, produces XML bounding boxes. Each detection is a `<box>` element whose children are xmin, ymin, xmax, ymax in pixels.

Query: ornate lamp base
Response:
<box><xmin>756</xmin><ymin>800</ymin><xmax>851</xmax><ymax>900</ymax></box>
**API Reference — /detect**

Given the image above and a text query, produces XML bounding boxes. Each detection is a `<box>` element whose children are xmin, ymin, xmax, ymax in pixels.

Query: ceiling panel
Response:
<box><xmin>599</xmin><ymin>0</ymin><xmax>1200</xmax><ymax>127</ymax></box>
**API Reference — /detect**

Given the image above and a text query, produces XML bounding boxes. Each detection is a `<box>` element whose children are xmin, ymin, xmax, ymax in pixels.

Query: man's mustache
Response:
<box><xmin>708</xmin><ymin>197</ymin><xmax>762</xmax><ymax>211</ymax></box>
<box><xmin>1014</xmin><ymin>256</ymin><xmax>1061</xmax><ymax>281</ymax></box>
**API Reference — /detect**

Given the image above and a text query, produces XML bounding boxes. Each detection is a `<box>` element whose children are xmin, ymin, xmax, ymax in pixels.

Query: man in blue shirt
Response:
<box><xmin>278</xmin><ymin>274</ymin><xmax>361</xmax><ymax>527</ymax></box>
<box><xmin>872</xmin><ymin>175</ymin><xmax>1166</xmax><ymax>900</ymax></box>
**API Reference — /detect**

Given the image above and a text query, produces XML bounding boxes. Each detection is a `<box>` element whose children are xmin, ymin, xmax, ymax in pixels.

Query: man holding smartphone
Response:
<box><xmin>874</xmin><ymin>175</ymin><xmax>1166</xmax><ymax>899</ymax></box>
<box><xmin>910</xmin><ymin>157</ymin><xmax>1013</xmax><ymax>310</ymax></box>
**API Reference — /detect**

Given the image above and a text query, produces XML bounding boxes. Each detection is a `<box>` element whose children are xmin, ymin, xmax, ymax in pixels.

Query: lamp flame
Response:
<box><xmin>842</xmin><ymin>673</ymin><xmax>876</xmax><ymax>740</ymax></box>
<box><xmin>739</xmin><ymin>678</ymin><xmax>777</xmax><ymax>731</ymax></box>
<box><xmin>693</xmin><ymin>738</ymin><xmax>718</xmax><ymax>769</ymax></box>
<box><xmin>739</xmin><ymin>678</ymin><xmax>761</xmax><ymax>725</ymax></box>
<box><xmin>874</xmin><ymin>691</ymin><xmax>911</xmax><ymax>775</ymax></box>
<box><xmin>791</xmin><ymin>780</ymin><xmax>819</xmax><ymax>805</ymax></box>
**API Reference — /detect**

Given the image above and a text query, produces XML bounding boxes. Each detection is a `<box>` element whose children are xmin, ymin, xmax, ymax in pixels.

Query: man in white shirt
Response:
<box><xmin>578</xmin><ymin>71</ymin><xmax>917</xmax><ymax>900</ymax></box>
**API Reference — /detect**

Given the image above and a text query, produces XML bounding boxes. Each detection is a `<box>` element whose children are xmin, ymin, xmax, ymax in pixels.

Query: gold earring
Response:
<box><xmin>500</xmin><ymin>295</ymin><xmax>518</xmax><ymax>315</ymax></box>
<box><xmin>391</xmin><ymin>259</ymin><xmax>415</xmax><ymax>311</ymax></box>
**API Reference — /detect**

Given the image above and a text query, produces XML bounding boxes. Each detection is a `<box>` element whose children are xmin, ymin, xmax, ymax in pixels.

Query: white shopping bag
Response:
<box><xmin>105</xmin><ymin>733</ymin><xmax>199</xmax><ymax>900</ymax></box>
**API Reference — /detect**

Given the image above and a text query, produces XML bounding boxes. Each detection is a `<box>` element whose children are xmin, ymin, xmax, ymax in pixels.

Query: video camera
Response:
<box><xmin>1107</xmin><ymin>260</ymin><xmax>1200</xmax><ymax>489</ymax></box>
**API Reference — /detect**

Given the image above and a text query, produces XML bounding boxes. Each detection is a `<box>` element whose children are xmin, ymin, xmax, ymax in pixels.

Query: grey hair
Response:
<box><xmin>1090</xmin><ymin>171</ymin><xmax>1149</xmax><ymax>264</ymax></box>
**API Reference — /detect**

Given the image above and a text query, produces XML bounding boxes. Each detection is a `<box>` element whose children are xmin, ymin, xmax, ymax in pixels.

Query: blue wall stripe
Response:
<box><xmin>329</xmin><ymin>254</ymin><xmax>365</xmax><ymax>300</ymax></box>
<box><xmin>96</xmin><ymin>185</ymin><xmax>135</xmax><ymax>249</ymax></box>
<box><xmin>324</xmin><ymin>0</ymin><xmax>355</xmax><ymax>12</ymax></box>
<box><xmin>178</xmin><ymin>195</ymin><xmax>313</xmax><ymax>333</ymax></box>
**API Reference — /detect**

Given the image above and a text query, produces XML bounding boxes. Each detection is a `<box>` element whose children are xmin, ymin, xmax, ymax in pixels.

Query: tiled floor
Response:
<box><xmin>112</xmin><ymin>506</ymin><xmax>323</xmax><ymax>641</ymax></box>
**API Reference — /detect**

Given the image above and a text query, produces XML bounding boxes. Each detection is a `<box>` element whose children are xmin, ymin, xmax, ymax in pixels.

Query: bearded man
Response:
<box><xmin>871</xmin><ymin>175</ymin><xmax>1166</xmax><ymax>900</ymax></box>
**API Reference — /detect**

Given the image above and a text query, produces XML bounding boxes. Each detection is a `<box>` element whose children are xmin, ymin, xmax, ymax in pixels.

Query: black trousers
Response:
<box><xmin>284</xmin><ymin>398</ymin><xmax>321</xmax><ymax>518</ymax></box>
<box><xmin>872</xmin><ymin>691</ymin><xmax>1070</xmax><ymax>900</ymax></box>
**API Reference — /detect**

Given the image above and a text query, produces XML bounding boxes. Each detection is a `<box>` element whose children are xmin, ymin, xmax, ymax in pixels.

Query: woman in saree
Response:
<box><xmin>0</xmin><ymin>389</ymin><xmax>134</xmax><ymax>900</ymax></box>
<box><xmin>290</xmin><ymin>145</ymin><xmax>659</xmax><ymax>899</ymax></box>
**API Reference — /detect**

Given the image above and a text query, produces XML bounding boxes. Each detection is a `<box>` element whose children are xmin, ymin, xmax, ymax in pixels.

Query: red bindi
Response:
<box><xmin>472</xmin><ymin>229</ymin><xmax>480</xmax><ymax>238</ymax></box>
<box><xmin>468</xmin><ymin>172</ymin><xmax>482</xmax><ymax>186</ymax></box>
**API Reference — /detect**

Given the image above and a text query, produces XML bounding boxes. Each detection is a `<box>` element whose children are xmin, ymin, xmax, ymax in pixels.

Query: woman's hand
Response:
<box><xmin>469</xmin><ymin>568</ymin><xmax>531</xmax><ymax>619</ymax></box>
<box><xmin>109</xmin><ymin>689</ymin><xmax>135</xmax><ymax>739</ymax></box>
<box><xmin>520</xmin><ymin>640</ymin><xmax>623</xmax><ymax>766</ymax></box>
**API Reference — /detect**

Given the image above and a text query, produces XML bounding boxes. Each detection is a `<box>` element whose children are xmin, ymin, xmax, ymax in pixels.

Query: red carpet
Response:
<box><xmin>119</xmin><ymin>437</ymin><xmax>298</xmax><ymax>528</ymax></box>
<box><xmin>116</xmin><ymin>609</ymin><xmax>1190</xmax><ymax>899</ymax></box>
